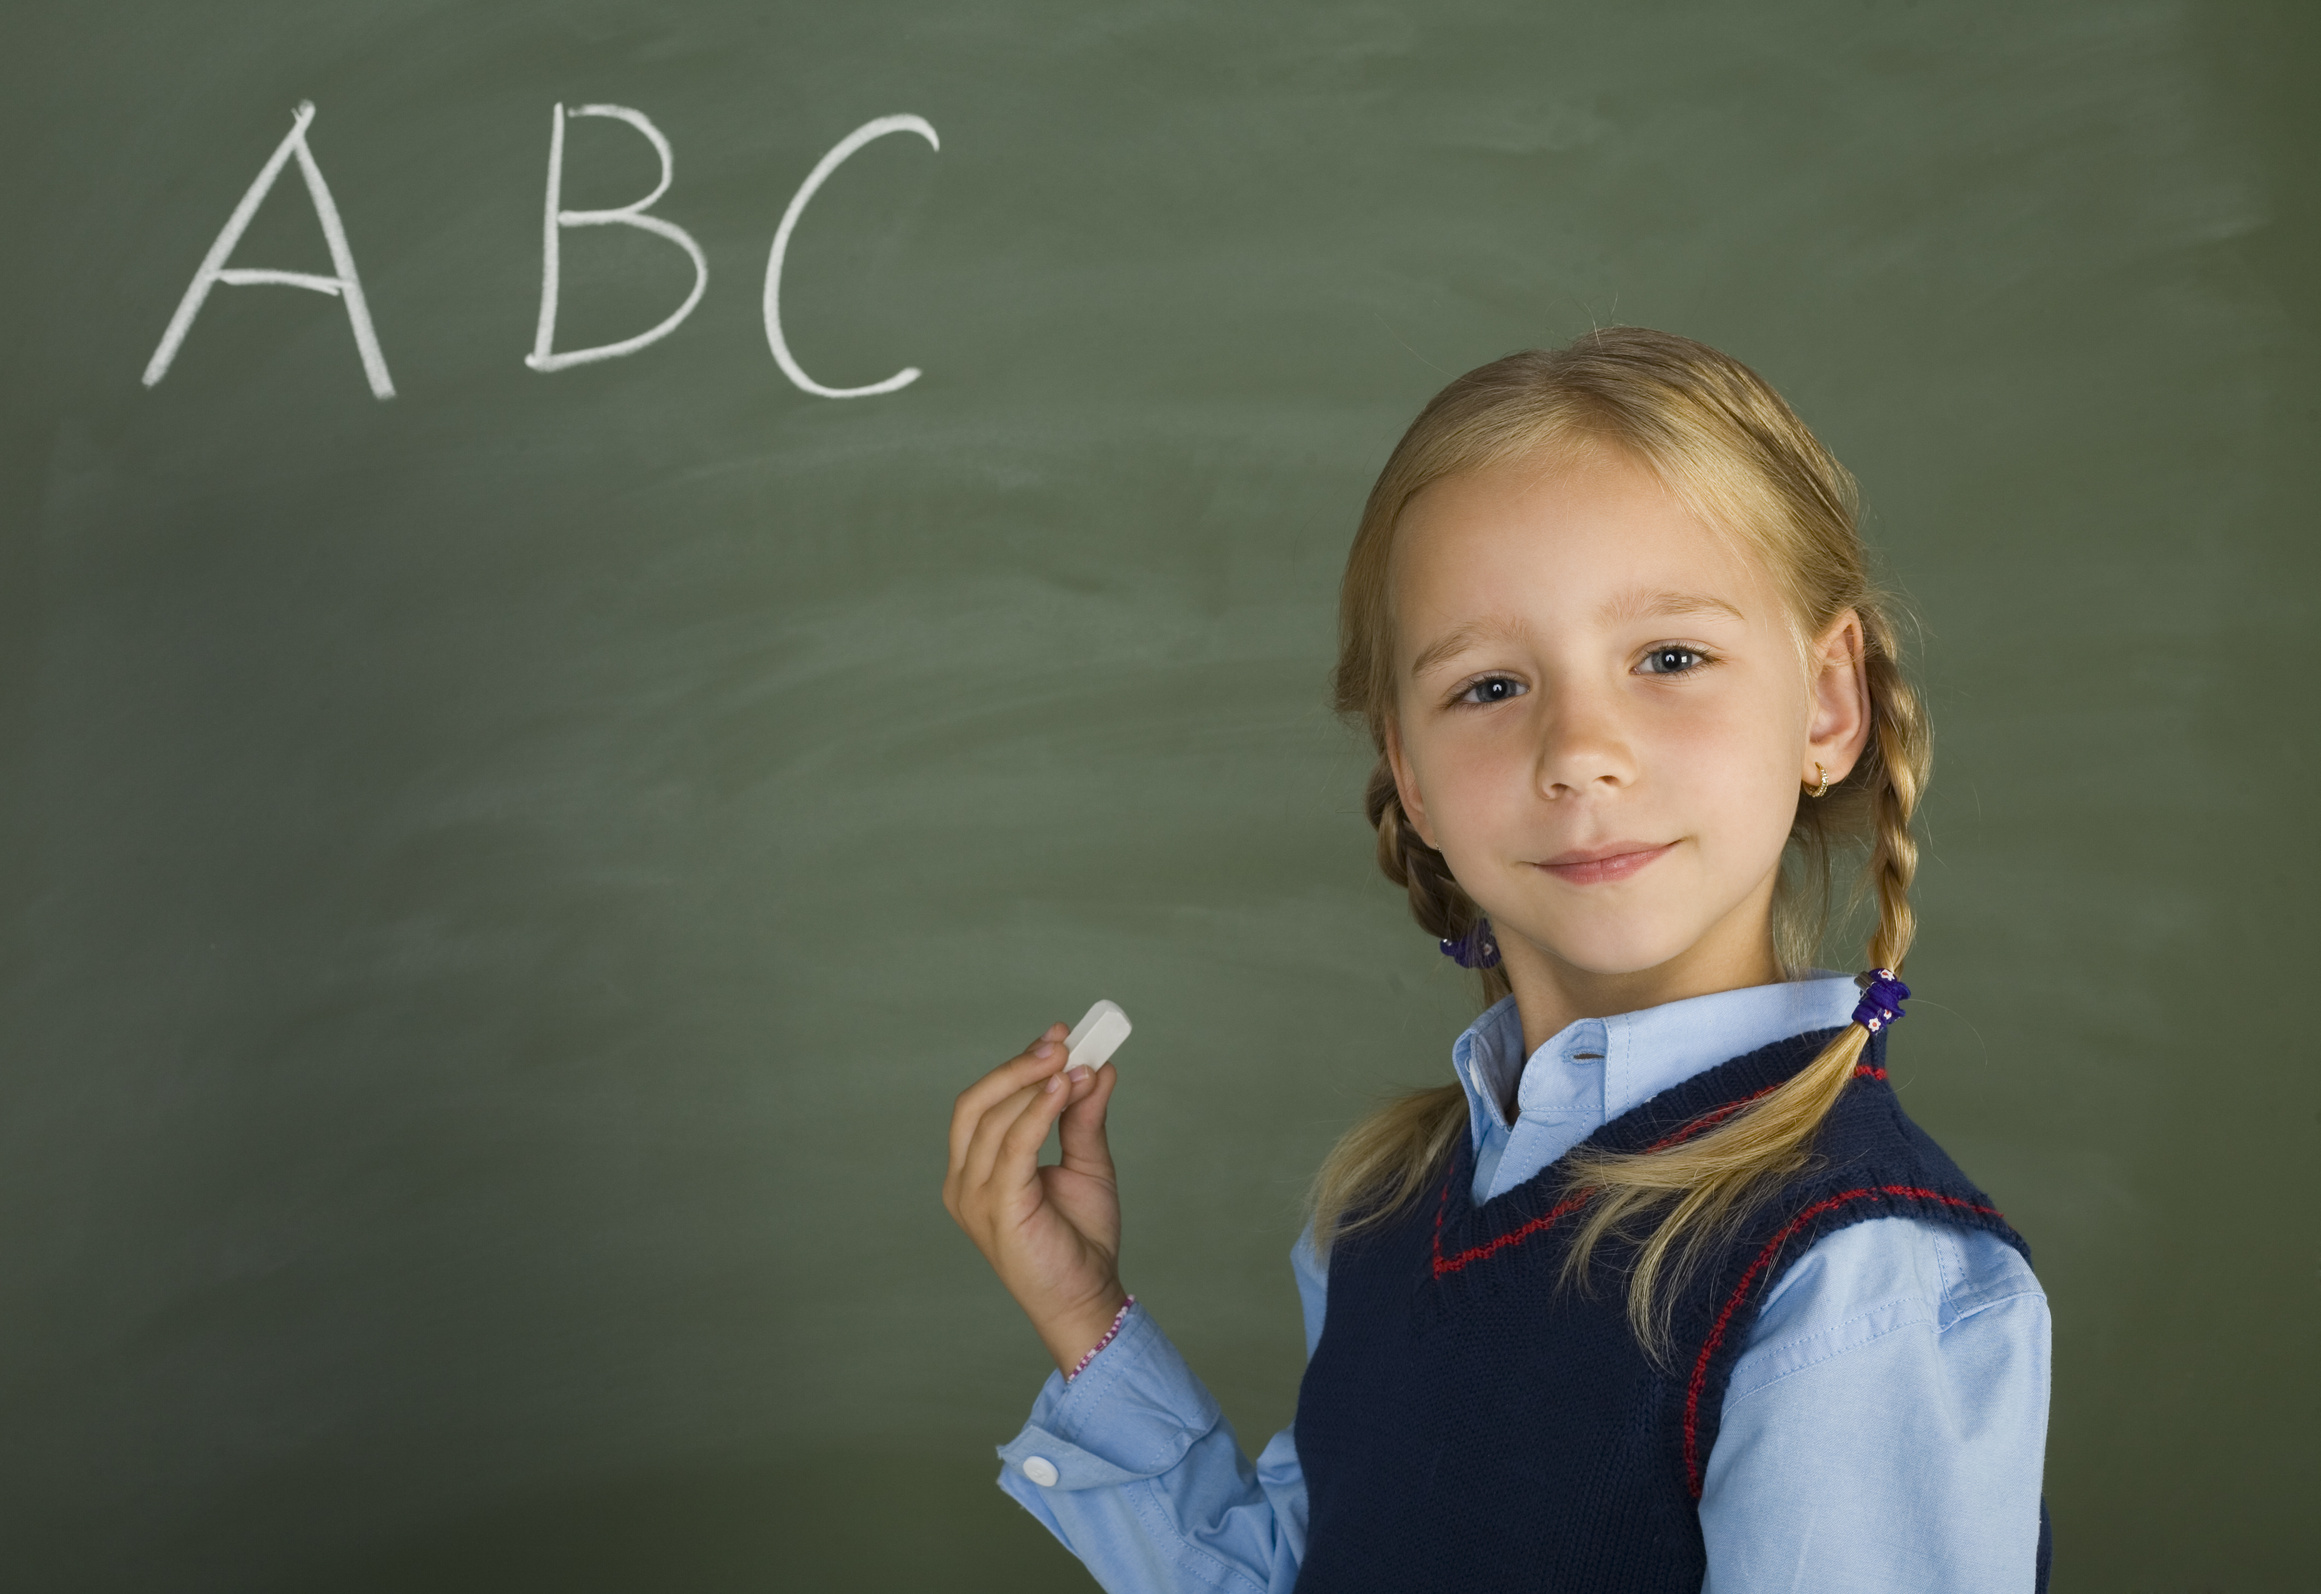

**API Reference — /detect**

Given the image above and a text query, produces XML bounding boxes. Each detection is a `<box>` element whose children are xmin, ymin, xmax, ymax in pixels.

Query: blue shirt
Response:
<box><xmin>994</xmin><ymin>977</ymin><xmax>2052</xmax><ymax>1593</ymax></box>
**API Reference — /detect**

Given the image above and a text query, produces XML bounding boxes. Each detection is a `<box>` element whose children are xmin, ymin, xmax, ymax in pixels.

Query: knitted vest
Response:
<box><xmin>1292</xmin><ymin>1028</ymin><xmax>2051</xmax><ymax>1594</ymax></box>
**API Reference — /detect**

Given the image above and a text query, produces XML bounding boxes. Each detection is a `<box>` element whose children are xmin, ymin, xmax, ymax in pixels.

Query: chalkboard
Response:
<box><xmin>2</xmin><ymin>2</ymin><xmax>2313</xmax><ymax>1590</ymax></box>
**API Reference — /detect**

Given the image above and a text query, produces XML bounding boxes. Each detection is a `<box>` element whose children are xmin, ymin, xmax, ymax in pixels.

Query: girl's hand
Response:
<box><xmin>943</xmin><ymin>1022</ymin><xmax>1128</xmax><ymax>1375</ymax></box>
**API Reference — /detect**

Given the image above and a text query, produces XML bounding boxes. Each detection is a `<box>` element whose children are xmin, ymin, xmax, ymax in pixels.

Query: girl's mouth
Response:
<box><xmin>1535</xmin><ymin>840</ymin><xmax>1676</xmax><ymax>886</ymax></box>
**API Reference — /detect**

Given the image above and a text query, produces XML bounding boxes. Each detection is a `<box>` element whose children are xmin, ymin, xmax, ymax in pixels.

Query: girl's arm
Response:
<box><xmin>993</xmin><ymin>1298</ymin><xmax>1309</xmax><ymax>1594</ymax></box>
<box><xmin>991</xmin><ymin>1233</ymin><xmax>1331</xmax><ymax>1593</ymax></box>
<box><xmin>1699</xmin><ymin>1216</ymin><xmax>2052</xmax><ymax>1593</ymax></box>
<box><xmin>944</xmin><ymin>1022</ymin><xmax>1131</xmax><ymax>1375</ymax></box>
<box><xmin>947</xmin><ymin>1031</ymin><xmax>1327</xmax><ymax>1593</ymax></box>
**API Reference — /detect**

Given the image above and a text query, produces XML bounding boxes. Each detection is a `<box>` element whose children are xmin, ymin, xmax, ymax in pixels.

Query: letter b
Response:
<box><xmin>527</xmin><ymin>104</ymin><xmax>709</xmax><ymax>372</ymax></box>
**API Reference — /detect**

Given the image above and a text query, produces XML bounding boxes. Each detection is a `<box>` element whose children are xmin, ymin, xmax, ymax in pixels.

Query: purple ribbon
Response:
<box><xmin>1439</xmin><ymin>919</ymin><xmax>1502</xmax><ymax>970</ymax></box>
<box><xmin>1852</xmin><ymin>968</ymin><xmax>1910</xmax><ymax>1032</ymax></box>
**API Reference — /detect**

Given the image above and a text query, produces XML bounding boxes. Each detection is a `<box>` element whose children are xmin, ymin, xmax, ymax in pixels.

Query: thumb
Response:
<box><xmin>1056</xmin><ymin>1064</ymin><xmax>1119</xmax><ymax>1178</ymax></box>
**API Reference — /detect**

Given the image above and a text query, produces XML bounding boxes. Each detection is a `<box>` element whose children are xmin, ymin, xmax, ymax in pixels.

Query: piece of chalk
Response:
<box><xmin>1065</xmin><ymin>999</ymin><xmax>1133</xmax><ymax>1072</ymax></box>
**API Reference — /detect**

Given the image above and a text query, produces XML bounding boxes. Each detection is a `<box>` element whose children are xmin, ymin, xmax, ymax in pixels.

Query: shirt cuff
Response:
<box><xmin>995</xmin><ymin>1301</ymin><xmax>1224</xmax><ymax>1490</ymax></box>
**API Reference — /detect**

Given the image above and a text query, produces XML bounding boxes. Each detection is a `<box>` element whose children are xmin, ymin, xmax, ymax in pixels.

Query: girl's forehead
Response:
<box><xmin>1389</xmin><ymin>451</ymin><xmax>1775</xmax><ymax>625</ymax></box>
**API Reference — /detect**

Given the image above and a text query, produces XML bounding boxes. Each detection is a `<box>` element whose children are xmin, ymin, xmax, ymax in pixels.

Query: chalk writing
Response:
<box><xmin>143</xmin><ymin>104</ymin><xmax>941</xmax><ymax>402</ymax></box>
<box><xmin>763</xmin><ymin>115</ymin><xmax>941</xmax><ymax>399</ymax></box>
<box><xmin>526</xmin><ymin>104</ymin><xmax>710</xmax><ymax>374</ymax></box>
<box><xmin>142</xmin><ymin>102</ymin><xmax>395</xmax><ymax>399</ymax></box>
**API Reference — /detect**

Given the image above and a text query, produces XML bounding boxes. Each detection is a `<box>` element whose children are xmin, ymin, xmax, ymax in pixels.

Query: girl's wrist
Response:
<box><xmin>1064</xmin><ymin>1294</ymin><xmax>1137</xmax><ymax>1382</ymax></box>
<box><xmin>1041</xmin><ymin>1285</ymin><xmax>1132</xmax><ymax>1378</ymax></box>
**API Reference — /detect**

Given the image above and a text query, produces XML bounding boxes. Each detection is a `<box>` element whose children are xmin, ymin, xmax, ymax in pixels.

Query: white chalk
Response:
<box><xmin>763</xmin><ymin>115</ymin><xmax>940</xmax><ymax>398</ymax></box>
<box><xmin>1065</xmin><ymin>999</ymin><xmax>1132</xmax><ymax>1072</ymax></box>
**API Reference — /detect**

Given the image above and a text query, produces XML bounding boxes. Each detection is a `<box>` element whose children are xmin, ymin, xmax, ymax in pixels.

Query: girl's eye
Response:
<box><xmin>1637</xmin><ymin>646</ymin><xmax>1710</xmax><ymax>676</ymax></box>
<box><xmin>1455</xmin><ymin>675</ymin><xmax>1527</xmax><ymax>707</ymax></box>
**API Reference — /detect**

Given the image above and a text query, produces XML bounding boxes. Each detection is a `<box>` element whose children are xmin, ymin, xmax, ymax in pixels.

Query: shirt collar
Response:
<box><xmin>1448</xmin><ymin>974</ymin><xmax>1860</xmax><ymax>1142</ymax></box>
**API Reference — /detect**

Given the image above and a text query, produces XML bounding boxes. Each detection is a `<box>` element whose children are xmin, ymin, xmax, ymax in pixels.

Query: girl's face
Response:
<box><xmin>1385</xmin><ymin>445</ymin><xmax>1869</xmax><ymax>1008</ymax></box>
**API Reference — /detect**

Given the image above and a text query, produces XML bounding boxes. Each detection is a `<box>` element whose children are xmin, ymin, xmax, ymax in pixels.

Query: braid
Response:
<box><xmin>1365</xmin><ymin>757</ymin><xmax>1513</xmax><ymax>1005</ymax></box>
<box><xmin>1859</xmin><ymin>628</ymin><xmax>1928</xmax><ymax>972</ymax></box>
<box><xmin>1306</xmin><ymin>760</ymin><xmax>1509</xmax><ymax>1249</ymax></box>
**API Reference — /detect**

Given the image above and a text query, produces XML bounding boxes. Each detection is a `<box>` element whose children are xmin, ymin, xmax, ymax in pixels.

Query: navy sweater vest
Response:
<box><xmin>1292</xmin><ymin>1029</ymin><xmax>2050</xmax><ymax>1594</ymax></box>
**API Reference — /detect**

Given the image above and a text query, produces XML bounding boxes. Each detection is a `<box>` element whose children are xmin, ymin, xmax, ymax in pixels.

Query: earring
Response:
<box><xmin>1806</xmin><ymin>762</ymin><xmax>1832</xmax><ymax>799</ymax></box>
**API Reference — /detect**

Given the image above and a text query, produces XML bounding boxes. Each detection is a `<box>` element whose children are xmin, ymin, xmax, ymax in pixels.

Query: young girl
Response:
<box><xmin>944</xmin><ymin>329</ymin><xmax>2051</xmax><ymax>1593</ymax></box>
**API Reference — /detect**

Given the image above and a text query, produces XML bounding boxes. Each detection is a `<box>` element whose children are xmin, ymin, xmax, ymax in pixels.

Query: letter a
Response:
<box><xmin>527</xmin><ymin>105</ymin><xmax>709</xmax><ymax>371</ymax></box>
<box><xmin>763</xmin><ymin>115</ymin><xmax>939</xmax><ymax>399</ymax></box>
<box><xmin>142</xmin><ymin>102</ymin><xmax>395</xmax><ymax>399</ymax></box>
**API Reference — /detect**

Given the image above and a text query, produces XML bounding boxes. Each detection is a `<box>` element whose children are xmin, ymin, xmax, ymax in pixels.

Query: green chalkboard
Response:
<box><xmin>2</xmin><ymin>2</ymin><xmax>2313</xmax><ymax>1589</ymax></box>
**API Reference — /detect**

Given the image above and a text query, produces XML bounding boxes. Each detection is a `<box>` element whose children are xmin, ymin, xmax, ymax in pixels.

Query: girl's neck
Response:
<box><xmin>1498</xmin><ymin>922</ymin><xmax>1784</xmax><ymax>1062</ymax></box>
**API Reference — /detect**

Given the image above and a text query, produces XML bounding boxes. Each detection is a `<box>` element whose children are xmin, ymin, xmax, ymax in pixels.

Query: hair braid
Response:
<box><xmin>1303</xmin><ymin>761</ymin><xmax>1507</xmax><ymax>1242</ymax></box>
<box><xmin>1363</xmin><ymin>757</ymin><xmax>1517</xmax><ymax>1006</ymax></box>
<box><xmin>1859</xmin><ymin>632</ymin><xmax>1927</xmax><ymax>972</ymax></box>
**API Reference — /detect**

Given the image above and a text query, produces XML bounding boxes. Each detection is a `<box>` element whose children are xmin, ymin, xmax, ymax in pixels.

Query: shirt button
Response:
<box><xmin>1021</xmin><ymin>1455</ymin><xmax>1060</xmax><ymax>1487</ymax></box>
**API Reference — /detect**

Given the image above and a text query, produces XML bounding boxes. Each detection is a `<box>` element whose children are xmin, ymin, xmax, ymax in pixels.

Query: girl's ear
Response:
<box><xmin>1806</xmin><ymin>610</ymin><xmax>1874</xmax><ymax>781</ymax></box>
<box><xmin>1383</xmin><ymin>718</ymin><xmax>1441</xmax><ymax>850</ymax></box>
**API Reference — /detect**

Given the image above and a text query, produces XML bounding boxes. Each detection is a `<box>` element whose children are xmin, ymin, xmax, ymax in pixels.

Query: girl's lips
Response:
<box><xmin>1535</xmin><ymin>841</ymin><xmax>1676</xmax><ymax>886</ymax></box>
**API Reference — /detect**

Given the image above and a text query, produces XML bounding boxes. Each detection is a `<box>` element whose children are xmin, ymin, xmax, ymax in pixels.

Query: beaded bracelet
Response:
<box><xmin>1066</xmin><ymin>1296</ymin><xmax>1137</xmax><ymax>1382</ymax></box>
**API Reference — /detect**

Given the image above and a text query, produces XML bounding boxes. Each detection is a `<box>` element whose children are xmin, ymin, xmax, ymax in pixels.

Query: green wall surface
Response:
<box><xmin>1</xmin><ymin>2</ymin><xmax>2312</xmax><ymax>1589</ymax></box>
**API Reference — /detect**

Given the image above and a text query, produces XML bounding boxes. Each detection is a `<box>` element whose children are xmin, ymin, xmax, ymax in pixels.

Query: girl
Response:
<box><xmin>944</xmin><ymin>329</ymin><xmax>2051</xmax><ymax>1593</ymax></box>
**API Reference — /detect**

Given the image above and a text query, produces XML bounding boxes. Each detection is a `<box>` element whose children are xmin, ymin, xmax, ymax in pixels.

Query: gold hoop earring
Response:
<box><xmin>1807</xmin><ymin>762</ymin><xmax>1831</xmax><ymax>799</ymax></box>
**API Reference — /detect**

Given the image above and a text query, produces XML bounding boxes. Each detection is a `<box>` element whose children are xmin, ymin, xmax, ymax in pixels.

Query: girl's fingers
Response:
<box><xmin>1056</xmin><ymin>1064</ymin><xmax>1118</xmax><ymax>1179</ymax></box>
<box><xmin>958</xmin><ymin>1078</ymin><xmax>1042</xmax><ymax>1193</ymax></box>
<box><xmin>948</xmin><ymin>1026</ymin><xmax>1068</xmax><ymax>1171</ymax></box>
<box><xmin>959</xmin><ymin>1044</ymin><xmax>1086</xmax><ymax>1195</ymax></box>
<box><xmin>990</xmin><ymin>1069</ymin><xmax>1075</xmax><ymax>1195</ymax></box>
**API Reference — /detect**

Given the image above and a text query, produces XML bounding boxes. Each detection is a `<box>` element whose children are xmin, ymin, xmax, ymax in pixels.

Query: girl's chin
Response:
<box><xmin>1514</xmin><ymin>945</ymin><xmax>1696</xmax><ymax>982</ymax></box>
<box><xmin>1498</xmin><ymin>920</ymin><xmax>1727</xmax><ymax>982</ymax></box>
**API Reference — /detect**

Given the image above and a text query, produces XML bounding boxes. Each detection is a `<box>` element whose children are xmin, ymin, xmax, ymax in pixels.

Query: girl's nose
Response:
<box><xmin>1531</xmin><ymin>683</ymin><xmax>1637</xmax><ymax>798</ymax></box>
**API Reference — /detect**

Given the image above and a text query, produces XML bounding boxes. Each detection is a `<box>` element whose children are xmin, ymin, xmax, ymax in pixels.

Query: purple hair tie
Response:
<box><xmin>1852</xmin><ymin>968</ymin><xmax>1910</xmax><ymax>1032</ymax></box>
<box><xmin>1440</xmin><ymin>919</ymin><xmax>1501</xmax><ymax>970</ymax></box>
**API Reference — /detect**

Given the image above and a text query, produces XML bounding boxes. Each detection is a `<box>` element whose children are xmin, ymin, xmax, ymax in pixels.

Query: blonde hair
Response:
<box><xmin>1311</xmin><ymin>327</ymin><xmax>1930</xmax><ymax>1352</ymax></box>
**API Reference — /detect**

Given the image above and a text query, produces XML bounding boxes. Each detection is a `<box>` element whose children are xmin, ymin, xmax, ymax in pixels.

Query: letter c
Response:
<box><xmin>762</xmin><ymin>115</ymin><xmax>939</xmax><ymax>400</ymax></box>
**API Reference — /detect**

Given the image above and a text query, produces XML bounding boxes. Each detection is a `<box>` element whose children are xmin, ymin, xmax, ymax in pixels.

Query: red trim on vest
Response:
<box><xmin>1432</xmin><ymin>1176</ymin><xmax>1591</xmax><ymax>1277</ymax></box>
<box><xmin>1681</xmin><ymin>1183</ymin><xmax>2004</xmax><ymax>1498</ymax></box>
<box><xmin>1648</xmin><ymin>1067</ymin><xmax>1880</xmax><ymax>1154</ymax></box>
<box><xmin>1646</xmin><ymin>1084</ymin><xmax>1776</xmax><ymax>1151</ymax></box>
<box><xmin>1430</xmin><ymin>1069</ymin><xmax>1894</xmax><ymax>1278</ymax></box>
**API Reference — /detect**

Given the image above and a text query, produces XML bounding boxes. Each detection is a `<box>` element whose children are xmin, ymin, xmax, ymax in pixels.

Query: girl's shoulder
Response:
<box><xmin>1761</xmin><ymin>1212</ymin><xmax>2045</xmax><ymax>1326</ymax></box>
<box><xmin>1722</xmin><ymin>1067</ymin><xmax>2047</xmax><ymax>1386</ymax></box>
<box><xmin>1735</xmin><ymin>1213</ymin><xmax>2048</xmax><ymax>1398</ymax></box>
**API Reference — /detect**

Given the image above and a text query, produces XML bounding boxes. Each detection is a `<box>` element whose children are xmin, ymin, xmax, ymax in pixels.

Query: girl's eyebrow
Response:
<box><xmin>1408</xmin><ymin>592</ymin><xmax>1743</xmax><ymax>679</ymax></box>
<box><xmin>1602</xmin><ymin>587</ymin><xmax>1747</xmax><ymax>624</ymax></box>
<box><xmin>1408</xmin><ymin>617</ymin><xmax>1528</xmax><ymax>678</ymax></box>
